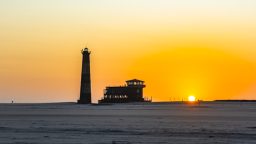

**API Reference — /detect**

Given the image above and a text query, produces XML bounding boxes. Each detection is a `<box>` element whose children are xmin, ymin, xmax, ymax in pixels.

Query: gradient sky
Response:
<box><xmin>1</xmin><ymin>0</ymin><xmax>256</xmax><ymax>103</ymax></box>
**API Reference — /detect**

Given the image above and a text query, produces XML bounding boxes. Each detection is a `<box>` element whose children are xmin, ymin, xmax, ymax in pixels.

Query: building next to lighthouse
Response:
<box><xmin>77</xmin><ymin>48</ymin><xmax>151</xmax><ymax>104</ymax></box>
<box><xmin>99</xmin><ymin>79</ymin><xmax>151</xmax><ymax>103</ymax></box>
<box><xmin>77</xmin><ymin>48</ymin><xmax>92</xmax><ymax>104</ymax></box>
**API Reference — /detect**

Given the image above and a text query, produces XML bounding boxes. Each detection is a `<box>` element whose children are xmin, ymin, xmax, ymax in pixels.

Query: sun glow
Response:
<box><xmin>188</xmin><ymin>96</ymin><xmax>196</xmax><ymax>102</ymax></box>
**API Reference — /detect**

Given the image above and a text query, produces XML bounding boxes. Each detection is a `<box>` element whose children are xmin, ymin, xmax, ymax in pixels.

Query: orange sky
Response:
<box><xmin>1</xmin><ymin>0</ymin><xmax>256</xmax><ymax>103</ymax></box>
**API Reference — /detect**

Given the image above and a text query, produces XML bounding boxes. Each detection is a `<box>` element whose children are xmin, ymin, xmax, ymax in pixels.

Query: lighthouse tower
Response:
<box><xmin>77</xmin><ymin>48</ymin><xmax>92</xmax><ymax>104</ymax></box>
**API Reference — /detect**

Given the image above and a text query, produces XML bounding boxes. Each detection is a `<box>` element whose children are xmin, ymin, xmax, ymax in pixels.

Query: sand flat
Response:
<box><xmin>0</xmin><ymin>102</ymin><xmax>255</xmax><ymax>144</ymax></box>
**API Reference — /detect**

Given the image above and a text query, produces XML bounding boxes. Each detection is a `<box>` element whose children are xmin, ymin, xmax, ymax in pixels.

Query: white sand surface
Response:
<box><xmin>0</xmin><ymin>102</ymin><xmax>255</xmax><ymax>144</ymax></box>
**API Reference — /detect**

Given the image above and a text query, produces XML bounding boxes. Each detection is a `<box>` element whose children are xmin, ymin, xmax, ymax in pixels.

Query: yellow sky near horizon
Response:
<box><xmin>1</xmin><ymin>0</ymin><xmax>256</xmax><ymax>103</ymax></box>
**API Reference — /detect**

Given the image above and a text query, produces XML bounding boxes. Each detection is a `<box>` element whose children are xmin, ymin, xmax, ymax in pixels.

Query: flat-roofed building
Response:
<box><xmin>99</xmin><ymin>79</ymin><xmax>151</xmax><ymax>103</ymax></box>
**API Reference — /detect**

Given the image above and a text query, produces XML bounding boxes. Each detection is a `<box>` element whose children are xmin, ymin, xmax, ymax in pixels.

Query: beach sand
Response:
<box><xmin>0</xmin><ymin>102</ymin><xmax>255</xmax><ymax>144</ymax></box>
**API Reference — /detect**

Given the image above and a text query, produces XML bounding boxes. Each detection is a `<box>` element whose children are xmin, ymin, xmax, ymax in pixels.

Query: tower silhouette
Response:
<box><xmin>77</xmin><ymin>48</ymin><xmax>92</xmax><ymax>104</ymax></box>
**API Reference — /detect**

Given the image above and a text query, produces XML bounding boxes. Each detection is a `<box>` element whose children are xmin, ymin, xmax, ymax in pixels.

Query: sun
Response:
<box><xmin>188</xmin><ymin>96</ymin><xmax>196</xmax><ymax>102</ymax></box>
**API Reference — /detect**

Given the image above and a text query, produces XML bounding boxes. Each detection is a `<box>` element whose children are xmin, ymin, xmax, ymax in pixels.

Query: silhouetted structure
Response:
<box><xmin>77</xmin><ymin>48</ymin><xmax>92</xmax><ymax>104</ymax></box>
<box><xmin>99</xmin><ymin>79</ymin><xmax>151</xmax><ymax>103</ymax></box>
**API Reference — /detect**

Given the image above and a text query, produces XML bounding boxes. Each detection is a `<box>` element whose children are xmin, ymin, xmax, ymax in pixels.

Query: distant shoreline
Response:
<box><xmin>1</xmin><ymin>100</ymin><xmax>256</xmax><ymax>104</ymax></box>
<box><xmin>215</xmin><ymin>100</ymin><xmax>256</xmax><ymax>102</ymax></box>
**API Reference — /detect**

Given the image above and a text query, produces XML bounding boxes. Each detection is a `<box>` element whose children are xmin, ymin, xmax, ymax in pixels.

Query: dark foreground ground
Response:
<box><xmin>0</xmin><ymin>102</ymin><xmax>255</xmax><ymax>144</ymax></box>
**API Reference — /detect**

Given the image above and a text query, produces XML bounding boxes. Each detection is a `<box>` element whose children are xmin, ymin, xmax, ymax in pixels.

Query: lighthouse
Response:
<box><xmin>77</xmin><ymin>48</ymin><xmax>92</xmax><ymax>104</ymax></box>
